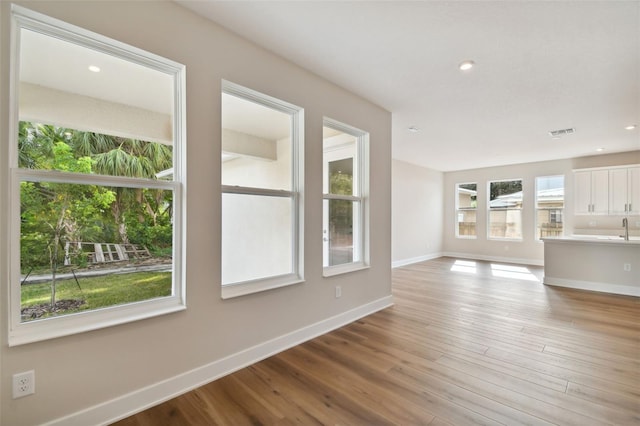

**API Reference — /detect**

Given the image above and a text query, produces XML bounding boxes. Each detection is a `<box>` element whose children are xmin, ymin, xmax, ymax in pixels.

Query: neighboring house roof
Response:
<box><xmin>489</xmin><ymin>187</ymin><xmax>565</xmax><ymax>208</ymax></box>
<box><xmin>490</xmin><ymin>191</ymin><xmax>522</xmax><ymax>208</ymax></box>
<box><xmin>458</xmin><ymin>187</ymin><xmax>477</xmax><ymax>196</ymax></box>
<box><xmin>536</xmin><ymin>187</ymin><xmax>564</xmax><ymax>202</ymax></box>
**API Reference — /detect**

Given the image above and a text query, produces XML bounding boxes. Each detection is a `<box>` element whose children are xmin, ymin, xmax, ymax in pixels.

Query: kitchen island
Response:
<box><xmin>543</xmin><ymin>236</ymin><xmax>640</xmax><ymax>297</ymax></box>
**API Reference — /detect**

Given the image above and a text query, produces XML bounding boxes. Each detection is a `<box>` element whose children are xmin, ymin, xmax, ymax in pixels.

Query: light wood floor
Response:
<box><xmin>114</xmin><ymin>257</ymin><xmax>640</xmax><ymax>425</ymax></box>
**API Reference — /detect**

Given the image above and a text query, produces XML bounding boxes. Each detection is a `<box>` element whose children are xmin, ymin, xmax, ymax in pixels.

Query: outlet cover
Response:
<box><xmin>13</xmin><ymin>370</ymin><xmax>35</xmax><ymax>398</ymax></box>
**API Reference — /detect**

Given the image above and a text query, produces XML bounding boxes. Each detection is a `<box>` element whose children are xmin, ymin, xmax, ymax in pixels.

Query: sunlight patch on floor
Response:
<box><xmin>451</xmin><ymin>260</ymin><xmax>477</xmax><ymax>274</ymax></box>
<box><xmin>491</xmin><ymin>263</ymin><xmax>539</xmax><ymax>282</ymax></box>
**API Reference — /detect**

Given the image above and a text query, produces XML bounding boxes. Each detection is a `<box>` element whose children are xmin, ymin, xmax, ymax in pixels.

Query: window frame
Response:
<box><xmin>7</xmin><ymin>5</ymin><xmax>187</xmax><ymax>346</ymax></box>
<box><xmin>487</xmin><ymin>178</ymin><xmax>523</xmax><ymax>241</ymax></box>
<box><xmin>455</xmin><ymin>182</ymin><xmax>478</xmax><ymax>239</ymax></box>
<box><xmin>535</xmin><ymin>175</ymin><xmax>565</xmax><ymax>241</ymax></box>
<box><xmin>220</xmin><ymin>80</ymin><xmax>304</xmax><ymax>298</ymax></box>
<box><xmin>322</xmin><ymin>117</ymin><xmax>370</xmax><ymax>277</ymax></box>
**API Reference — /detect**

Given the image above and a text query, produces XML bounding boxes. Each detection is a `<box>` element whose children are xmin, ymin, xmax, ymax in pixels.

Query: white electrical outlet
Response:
<box><xmin>335</xmin><ymin>286</ymin><xmax>342</xmax><ymax>298</ymax></box>
<box><xmin>623</xmin><ymin>263</ymin><xmax>631</xmax><ymax>272</ymax></box>
<box><xmin>13</xmin><ymin>370</ymin><xmax>35</xmax><ymax>399</ymax></box>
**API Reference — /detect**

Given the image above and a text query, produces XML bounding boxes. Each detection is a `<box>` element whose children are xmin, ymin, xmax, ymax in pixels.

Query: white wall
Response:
<box><xmin>0</xmin><ymin>2</ymin><xmax>392</xmax><ymax>425</ymax></box>
<box><xmin>443</xmin><ymin>151</ymin><xmax>640</xmax><ymax>265</ymax></box>
<box><xmin>392</xmin><ymin>160</ymin><xmax>444</xmax><ymax>267</ymax></box>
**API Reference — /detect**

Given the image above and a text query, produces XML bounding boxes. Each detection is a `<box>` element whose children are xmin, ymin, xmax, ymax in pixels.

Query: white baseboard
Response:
<box><xmin>442</xmin><ymin>251</ymin><xmax>544</xmax><ymax>267</ymax></box>
<box><xmin>43</xmin><ymin>295</ymin><xmax>394</xmax><ymax>426</ymax></box>
<box><xmin>392</xmin><ymin>252</ymin><xmax>442</xmax><ymax>268</ymax></box>
<box><xmin>543</xmin><ymin>276</ymin><xmax>640</xmax><ymax>297</ymax></box>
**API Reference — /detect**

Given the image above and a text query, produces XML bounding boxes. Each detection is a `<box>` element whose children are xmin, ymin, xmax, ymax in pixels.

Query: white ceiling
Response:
<box><xmin>20</xmin><ymin>28</ymin><xmax>173</xmax><ymax>115</ymax></box>
<box><xmin>222</xmin><ymin>92</ymin><xmax>291</xmax><ymax>141</ymax></box>
<box><xmin>177</xmin><ymin>0</ymin><xmax>640</xmax><ymax>172</ymax></box>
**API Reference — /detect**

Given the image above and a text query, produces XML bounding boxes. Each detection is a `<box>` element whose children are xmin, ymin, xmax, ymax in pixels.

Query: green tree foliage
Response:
<box><xmin>18</xmin><ymin>122</ymin><xmax>174</xmax><ymax>306</ymax></box>
<box><xmin>329</xmin><ymin>171</ymin><xmax>353</xmax><ymax>236</ymax></box>
<box><xmin>490</xmin><ymin>180</ymin><xmax>522</xmax><ymax>201</ymax></box>
<box><xmin>20</xmin><ymin>129</ymin><xmax>115</xmax><ymax>306</ymax></box>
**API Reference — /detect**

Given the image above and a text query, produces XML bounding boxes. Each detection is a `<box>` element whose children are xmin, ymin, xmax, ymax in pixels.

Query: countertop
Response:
<box><xmin>542</xmin><ymin>235</ymin><xmax>640</xmax><ymax>246</ymax></box>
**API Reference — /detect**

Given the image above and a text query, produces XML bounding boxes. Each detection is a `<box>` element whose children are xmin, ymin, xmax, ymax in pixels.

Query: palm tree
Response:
<box><xmin>68</xmin><ymin>131</ymin><xmax>173</xmax><ymax>243</ymax></box>
<box><xmin>19</xmin><ymin>124</ymin><xmax>104</xmax><ymax>307</ymax></box>
<box><xmin>19</xmin><ymin>122</ymin><xmax>173</xmax><ymax>307</ymax></box>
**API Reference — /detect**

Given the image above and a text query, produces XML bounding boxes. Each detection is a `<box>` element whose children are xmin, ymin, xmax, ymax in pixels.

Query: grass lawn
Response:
<box><xmin>21</xmin><ymin>271</ymin><xmax>172</xmax><ymax>320</ymax></box>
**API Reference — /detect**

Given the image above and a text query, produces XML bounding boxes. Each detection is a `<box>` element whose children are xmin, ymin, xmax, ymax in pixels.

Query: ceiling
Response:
<box><xmin>177</xmin><ymin>0</ymin><xmax>640</xmax><ymax>172</ymax></box>
<box><xmin>20</xmin><ymin>28</ymin><xmax>173</xmax><ymax>115</ymax></box>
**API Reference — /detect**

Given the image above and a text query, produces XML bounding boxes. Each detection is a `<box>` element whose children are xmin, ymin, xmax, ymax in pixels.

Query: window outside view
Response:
<box><xmin>488</xmin><ymin>179</ymin><xmax>523</xmax><ymax>239</ymax></box>
<box><xmin>325</xmin><ymin>157</ymin><xmax>356</xmax><ymax>266</ymax></box>
<box><xmin>14</xmin><ymin>26</ymin><xmax>181</xmax><ymax>327</ymax></box>
<box><xmin>536</xmin><ymin>175</ymin><xmax>565</xmax><ymax>239</ymax></box>
<box><xmin>456</xmin><ymin>183</ymin><xmax>477</xmax><ymax>238</ymax></box>
<box><xmin>18</xmin><ymin>124</ymin><xmax>174</xmax><ymax>321</ymax></box>
<box><xmin>322</xmin><ymin>122</ymin><xmax>366</xmax><ymax>269</ymax></box>
<box><xmin>221</xmin><ymin>88</ymin><xmax>299</xmax><ymax>291</ymax></box>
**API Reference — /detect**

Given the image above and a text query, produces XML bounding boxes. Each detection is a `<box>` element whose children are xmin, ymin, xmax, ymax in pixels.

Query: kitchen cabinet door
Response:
<box><xmin>628</xmin><ymin>167</ymin><xmax>640</xmax><ymax>215</ymax></box>
<box><xmin>575</xmin><ymin>170</ymin><xmax>608</xmax><ymax>215</ymax></box>
<box><xmin>609</xmin><ymin>168</ymin><xmax>628</xmax><ymax>214</ymax></box>
<box><xmin>591</xmin><ymin>170</ymin><xmax>609</xmax><ymax>214</ymax></box>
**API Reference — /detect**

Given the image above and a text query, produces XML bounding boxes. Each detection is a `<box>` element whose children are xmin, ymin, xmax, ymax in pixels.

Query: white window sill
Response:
<box><xmin>455</xmin><ymin>236</ymin><xmax>477</xmax><ymax>240</ymax></box>
<box><xmin>221</xmin><ymin>273</ymin><xmax>304</xmax><ymax>299</ymax></box>
<box><xmin>323</xmin><ymin>262</ymin><xmax>370</xmax><ymax>277</ymax></box>
<box><xmin>9</xmin><ymin>296</ymin><xmax>186</xmax><ymax>347</ymax></box>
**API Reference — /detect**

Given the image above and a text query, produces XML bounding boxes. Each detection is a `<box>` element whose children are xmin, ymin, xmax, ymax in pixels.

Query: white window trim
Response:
<box><xmin>8</xmin><ymin>5</ymin><xmax>187</xmax><ymax>346</ymax></box>
<box><xmin>322</xmin><ymin>117</ymin><xmax>370</xmax><ymax>277</ymax></box>
<box><xmin>221</xmin><ymin>80</ymin><xmax>304</xmax><ymax>299</ymax></box>
<box><xmin>487</xmin><ymin>178</ymin><xmax>523</xmax><ymax>242</ymax></box>
<box><xmin>455</xmin><ymin>182</ymin><xmax>478</xmax><ymax>240</ymax></box>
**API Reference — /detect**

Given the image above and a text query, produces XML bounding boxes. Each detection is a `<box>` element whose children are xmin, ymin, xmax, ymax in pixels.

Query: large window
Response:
<box><xmin>221</xmin><ymin>81</ymin><xmax>303</xmax><ymax>298</ymax></box>
<box><xmin>9</xmin><ymin>6</ymin><xmax>186</xmax><ymax>345</ymax></box>
<box><xmin>455</xmin><ymin>183</ymin><xmax>477</xmax><ymax>238</ymax></box>
<box><xmin>488</xmin><ymin>179</ymin><xmax>523</xmax><ymax>240</ymax></box>
<box><xmin>536</xmin><ymin>175</ymin><xmax>564</xmax><ymax>239</ymax></box>
<box><xmin>322</xmin><ymin>118</ymin><xmax>369</xmax><ymax>275</ymax></box>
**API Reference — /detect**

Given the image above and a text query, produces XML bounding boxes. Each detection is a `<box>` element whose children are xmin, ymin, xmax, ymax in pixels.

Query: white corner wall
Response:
<box><xmin>0</xmin><ymin>2</ymin><xmax>392</xmax><ymax>425</ymax></box>
<box><xmin>392</xmin><ymin>160</ymin><xmax>444</xmax><ymax>267</ymax></box>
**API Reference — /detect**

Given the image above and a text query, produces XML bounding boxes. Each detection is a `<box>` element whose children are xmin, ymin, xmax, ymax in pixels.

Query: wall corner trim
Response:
<box><xmin>543</xmin><ymin>276</ymin><xmax>640</xmax><ymax>297</ymax></box>
<box><xmin>392</xmin><ymin>253</ymin><xmax>443</xmax><ymax>268</ymax></box>
<box><xmin>441</xmin><ymin>251</ymin><xmax>544</xmax><ymax>267</ymax></box>
<box><xmin>42</xmin><ymin>295</ymin><xmax>394</xmax><ymax>426</ymax></box>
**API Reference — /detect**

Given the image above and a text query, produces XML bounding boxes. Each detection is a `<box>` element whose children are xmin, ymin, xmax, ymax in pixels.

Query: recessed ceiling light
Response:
<box><xmin>595</xmin><ymin>147</ymin><xmax>604</xmax><ymax>152</ymax></box>
<box><xmin>459</xmin><ymin>60</ymin><xmax>475</xmax><ymax>71</ymax></box>
<box><xmin>625</xmin><ymin>124</ymin><xmax>637</xmax><ymax>130</ymax></box>
<box><xmin>407</xmin><ymin>126</ymin><xmax>420</xmax><ymax>133</ymax></box>
<box><xmin>88</xmin><ymin>65</ymin><xmax>101</xmax><ymax>73</ymax></box>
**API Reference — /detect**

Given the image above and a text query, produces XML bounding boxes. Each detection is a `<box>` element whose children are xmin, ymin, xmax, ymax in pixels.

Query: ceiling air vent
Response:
<box><xmin>549</xmin><ymin>127</ymin><xmax>575</xmax><ymax>138</ymax></box>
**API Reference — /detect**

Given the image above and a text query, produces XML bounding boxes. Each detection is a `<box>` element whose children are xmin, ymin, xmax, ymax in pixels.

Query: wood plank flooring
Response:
<box><xmin>113</xmin><ymin>257</ymin><xmax>640</xmax><ymax>425</ymax></box>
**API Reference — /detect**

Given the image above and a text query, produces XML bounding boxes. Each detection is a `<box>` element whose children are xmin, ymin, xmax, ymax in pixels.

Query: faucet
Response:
<box><xmin>622</xmin><ymin>217</ymin><xmax>629</xmax><ymax>241</ymax></box>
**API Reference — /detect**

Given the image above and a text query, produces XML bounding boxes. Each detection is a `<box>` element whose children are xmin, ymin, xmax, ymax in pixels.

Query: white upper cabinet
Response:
<box><xmin>576</xmin><ymin>165</ymin><xmax>640</xmax><ymax>216</ymax></box>
<box><xmin>608</xmin><ymin>167</ymin><xmax>640</xmax><ymax>215</ymax></box>
<box><xmin>574</xmin><ymin>169</ymin><xmax>609</xmax><ymax>215</ymax></box>
<box><xmin>609</xmin><ymin>168</ymin><xmax>629</xmax><ymax>214</ymax></box>
<box><xmin>630</xmin><ymin>167</ymin><xmax>640</xmax><ymax>215</ymax></box>
<box><xmin>609</xmin><ymin>167</ymin><xmax>640</xmax><ymax>215</ymax></box>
